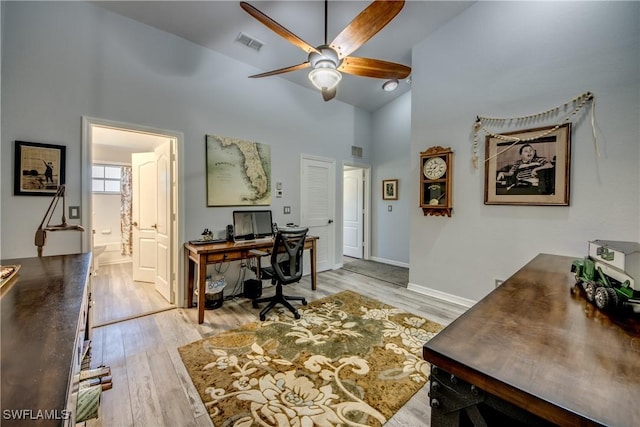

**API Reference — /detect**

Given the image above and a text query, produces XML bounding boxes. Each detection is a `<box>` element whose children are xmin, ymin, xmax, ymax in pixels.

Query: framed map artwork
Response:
<box><xmin>205</xmin><ymin>135</ymin><xmax>271</xmax><ymax>206</ymax></box>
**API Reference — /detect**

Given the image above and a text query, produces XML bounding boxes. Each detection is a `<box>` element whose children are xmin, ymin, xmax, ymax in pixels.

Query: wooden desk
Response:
<box><xmin>184</xmin><ymin>236</ymin><xmax>318</xmax><ymax>324</ymax></box>
<box><xmin>423</xmin><ymin>253</ymin><xmax>640</xmax><ymax>427</ymax></box>
<box><xmin>1</xmin><ymin>254</ymin><xmax>92</xmax><ymax>426</ymax></box>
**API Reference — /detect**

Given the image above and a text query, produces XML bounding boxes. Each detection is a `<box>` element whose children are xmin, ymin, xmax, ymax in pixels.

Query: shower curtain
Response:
<box><xmin>120</xmin><ymin>166</ymin><xmax>133</xmax><ymax>256</ymax></box>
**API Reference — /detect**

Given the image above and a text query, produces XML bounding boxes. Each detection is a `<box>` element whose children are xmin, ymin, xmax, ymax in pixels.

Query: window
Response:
<box><xmin>92</xmin><ymin>164</ymin><xmax>123</xmax><ymax>193</ymax></box>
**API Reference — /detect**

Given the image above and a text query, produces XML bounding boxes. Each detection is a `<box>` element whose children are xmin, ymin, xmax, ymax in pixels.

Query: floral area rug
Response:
<box><xmin>178</xmin><ymin>290</ymin><xmax>442</xmax><ymax>426</ymax></box>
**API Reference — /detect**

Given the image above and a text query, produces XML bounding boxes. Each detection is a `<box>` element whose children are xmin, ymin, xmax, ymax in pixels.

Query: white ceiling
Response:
<box><xmin>92</xmin><ymin>1</ymin><xmax>474</xmax><ymax>112</ymax></box>
<box><xmin>92</xmin><ymin>125</ymin><xmax>169</xmax><ymax>151</ymax></box>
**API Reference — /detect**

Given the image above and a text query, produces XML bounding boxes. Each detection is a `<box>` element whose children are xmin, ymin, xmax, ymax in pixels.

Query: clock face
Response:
<box><xmin>423</xmin><ymin>157</ymin><xmax>447</xmax><ymax>179</ymax></box>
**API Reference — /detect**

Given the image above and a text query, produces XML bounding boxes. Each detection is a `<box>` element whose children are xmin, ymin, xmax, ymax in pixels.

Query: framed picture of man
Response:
<box><xmin>14</xmin><ymin>141</ymin><xmax>66</xmax><ymax>196</ymax></box>
<box><xmin>484</xmin><ymin>123</ymin><xmax>571</xmax><ymax>206</ymax></box>
<box><xmin>382</xmin><ymin>179</ymin><xmax>398</xmax><ymax>200</ymax></box>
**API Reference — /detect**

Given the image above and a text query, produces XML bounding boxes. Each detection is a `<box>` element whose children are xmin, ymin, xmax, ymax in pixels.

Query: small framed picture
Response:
<box><xmin>14</xmin><ymin>141</ymin><xmax>66</xmax><ymax>196</ymax></box>
<box><xmin>382</xmin><ymin>179</ymin><xmax>398</xmax><ymax>200</ymax></box>
<box><xmin>484</xmin><ymin>123</ymin><xmax>571</xmax><ymax>206</ymax></box>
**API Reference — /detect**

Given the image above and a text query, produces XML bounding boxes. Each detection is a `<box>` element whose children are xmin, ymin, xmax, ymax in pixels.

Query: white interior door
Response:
<box><xmin>154</xmin><ymin>141</ymin><xmax>172</xmax><ymax>301</ymax></box>
<box><xmin>343</xmin><ymin>168</ymin><xmax>363</xmax><ymax>258</ymax></box>
<box><xmin>300</xmin><ymin>155</ymin><xmax>335</xmax><ymax>272</ymax></box>
<box><xmin>132</xmin><ymin>152</ymin><xmax>157</xmax><ymax>283</ymax></box>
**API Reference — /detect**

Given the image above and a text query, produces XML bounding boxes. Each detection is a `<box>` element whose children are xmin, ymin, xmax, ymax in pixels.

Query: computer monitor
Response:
<box><xmin>232</xmin><ymin>210</ymin><xmax>274</xmax><ymax>242</ymax></box>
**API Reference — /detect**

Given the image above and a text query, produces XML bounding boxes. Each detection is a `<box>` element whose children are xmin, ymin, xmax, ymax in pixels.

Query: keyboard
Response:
<box><xmin>189</xmin><ymin>238</ymin><xmax>228</xmax><ymax>245</ymax></box>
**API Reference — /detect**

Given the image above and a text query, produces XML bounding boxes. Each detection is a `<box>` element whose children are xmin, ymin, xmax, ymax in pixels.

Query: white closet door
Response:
<box><xmin>343</xmin><ymin>168</ymin><xmax>363</xmax><ymax>258</ymax></box>
<box><xmin>300</xmin><ymin>155</ymin><xmax>335</xmax><ymax>272</ymax></box>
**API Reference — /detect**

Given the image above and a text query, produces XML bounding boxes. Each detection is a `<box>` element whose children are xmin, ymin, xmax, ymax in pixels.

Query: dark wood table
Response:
<box><xmin>184</xmin><ymin>236</ymin><xmax>318</xmax><ymax>324</ymax></box>
<box><xmin>1</xmin><ymin>254</ymin><xmax>92</xmax><ymax>426</ymax></box>
<box><xmin>423</xmin><ymin>253</ymin><xmax>640</xmax><ymax>427</ymax></box>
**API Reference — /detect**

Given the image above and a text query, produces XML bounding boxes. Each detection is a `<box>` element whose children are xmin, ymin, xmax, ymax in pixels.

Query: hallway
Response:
<box><xmin>92</xmin><ymin>263</ymin><xmax>175</xmax><ymax>327</ymax></box>
<box><xmin>342</xmin><ymin>256</ymin><xmax>409</xmax><ymax>287</ymax></box>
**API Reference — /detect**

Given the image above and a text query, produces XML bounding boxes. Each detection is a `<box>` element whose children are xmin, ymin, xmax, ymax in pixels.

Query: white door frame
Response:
<box><xmin>343</xmin><ymin>162</ymin><xmax>371</xmax><ymax>260</ymax></box>
<box><xmin>81</xmin><ymin>116</ymin><xmax>185</xmax><ymax>306</ymax></box>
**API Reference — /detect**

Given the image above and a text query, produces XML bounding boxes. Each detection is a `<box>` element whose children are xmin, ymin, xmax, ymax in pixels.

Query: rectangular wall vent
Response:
<box><xmin>351</xmin><ymin>146</ymin><xmax>363</xmax><ymax>158</ymax></box>
<box><xmin>236</xmin><ymin>32</ymin><xmax>264</xmax><ymax>52</ymax></box>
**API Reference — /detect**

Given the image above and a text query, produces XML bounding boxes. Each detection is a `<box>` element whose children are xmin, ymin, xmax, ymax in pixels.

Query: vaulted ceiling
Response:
<box><xmin>93</xmin><ymin>1</ymin><xmax>474</xmax><ymax>112</ymax></box>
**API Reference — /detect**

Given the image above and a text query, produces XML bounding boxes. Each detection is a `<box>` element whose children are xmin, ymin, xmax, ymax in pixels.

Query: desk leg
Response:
<box><xmin>310</xmin><ymin>239</ymin><xmax>317</xmax><ymax>291</ymax></box>
<box><xmin>429</xmin><ymin>365</ymin><xmax>555</xmax><ymax>427</ymax></box>
<box><xmin>198</xmin><ymin>254</ymin><xmax>207</xmax><ymax>324</ymax></box>
<box><xmin>185</xmin><ymin>247</ymin><xmax>194</xmax><ymax>308</ymax></box>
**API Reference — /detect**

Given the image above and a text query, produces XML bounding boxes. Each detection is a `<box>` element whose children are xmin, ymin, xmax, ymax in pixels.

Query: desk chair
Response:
<box><xmin>251</xmin><ymin>227</ymin><xmax>309</xmax><ymax>321</ymax></box>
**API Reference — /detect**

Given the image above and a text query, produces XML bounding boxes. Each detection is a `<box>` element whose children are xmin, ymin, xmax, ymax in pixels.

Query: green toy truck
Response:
<box><xmin>571</xmin><ymin>240</ymin><xmax>640</xmax><ymax>313</ymax></box>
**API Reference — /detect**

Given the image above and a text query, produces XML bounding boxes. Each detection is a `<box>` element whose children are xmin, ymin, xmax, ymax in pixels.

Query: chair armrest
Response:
<box><xmin>249</xmin><ymin>249</ymin><xmax>269</xmax><ymax>257</ymax></box>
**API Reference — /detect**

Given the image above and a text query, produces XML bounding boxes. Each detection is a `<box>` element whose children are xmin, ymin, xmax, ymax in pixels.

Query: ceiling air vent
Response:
<box><xmin>351</xmin><ymin>146</ymin><xmax>363</xmax><ymax>158</ymax></box>
<box><xmin>235</xmin><ymin>32</ymin><xmax>264</xmax><ymax>52</ymax></box>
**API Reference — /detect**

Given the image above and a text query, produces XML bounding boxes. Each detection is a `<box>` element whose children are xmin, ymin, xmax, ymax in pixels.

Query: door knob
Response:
<box><xmin>151</xmin><ymin>224</ymin><xmax>157</xmax><ymax>229</ymax></box>
<box><xmin>132</xmin><ymin>221</ymin><xmax>138</xmax><ymax>227</ymax></box>
<box><xmin>328</xmin><ymin>219</ymin><xmax>334</xmax><ymax>224</ymax></box>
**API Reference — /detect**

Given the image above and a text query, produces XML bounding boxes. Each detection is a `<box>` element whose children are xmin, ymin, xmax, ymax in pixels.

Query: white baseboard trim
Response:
<box><xmin>407</xmin><ymin>282</ymin><xmax>476</xmax><ymax>312</ymax></box>
<box><xmin>99</xmin><ymin>258</ymin><xmax>132</xmax><ymax>266</ymax></box>
<box><xmin>368</xmin><ymin>256</ymin><xmax>409</xmax><ymax>268</ymax></box>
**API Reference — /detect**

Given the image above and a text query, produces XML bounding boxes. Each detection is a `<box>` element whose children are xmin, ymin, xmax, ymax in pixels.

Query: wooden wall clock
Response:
<box><xmin>420</xmin><ymin>146</ymin><xmax>453</xmax><ymax>217</ymax></box>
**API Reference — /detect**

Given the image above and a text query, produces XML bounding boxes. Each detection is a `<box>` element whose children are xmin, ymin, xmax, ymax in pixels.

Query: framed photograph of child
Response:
<box><xmin>14</xmin><ymin>140</ymin><xmax>66</xmax><ymax>196</ymax></box>
<box><xmin>382</xmin><ymin>179</ymin><xmax>398</xmax><ymax>200</ymax></box>
<box><xmin>484</xmin><ymin>123</ymin><xmax>571</xmax><ymax>206</ymax></box>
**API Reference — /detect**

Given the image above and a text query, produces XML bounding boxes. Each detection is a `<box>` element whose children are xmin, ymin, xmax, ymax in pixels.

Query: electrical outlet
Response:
<box><xmin>283</xmin><ymin>206</ymin><xmax>291</xmax><ymax>214</ymax></box>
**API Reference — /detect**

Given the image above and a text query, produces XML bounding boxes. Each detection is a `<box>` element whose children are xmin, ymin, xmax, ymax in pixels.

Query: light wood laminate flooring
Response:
<box><xmin>86</xmin><ymin>267</ymin><xmax>464</xmax><ymax>427</ymax></box>
<box><xmin>92</xmin><ymin>263</ymin><xmax>175</xmax><ymax>327</ymax></box>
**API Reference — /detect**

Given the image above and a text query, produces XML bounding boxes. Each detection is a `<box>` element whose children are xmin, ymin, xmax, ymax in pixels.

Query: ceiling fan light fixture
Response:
<box><xmin>308</xmin><ymin>67</ymin><xmax>342</xmax><ymax>91</ymax></box>
<box><xmin>382</xmin><ymin>79</ymin><xmax>399</xmax><ymax>92</ymax></box>
<box><xmin>240</xmin><ymin>0</ymin><xmax>411</xmax><ymax>102</ymax></box>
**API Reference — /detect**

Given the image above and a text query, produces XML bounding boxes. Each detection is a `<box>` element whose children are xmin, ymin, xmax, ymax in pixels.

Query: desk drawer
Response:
<box><xmin>204</xmin><ymin>251</ymin><xmax>246</xmax><ymax>263</ymax></box>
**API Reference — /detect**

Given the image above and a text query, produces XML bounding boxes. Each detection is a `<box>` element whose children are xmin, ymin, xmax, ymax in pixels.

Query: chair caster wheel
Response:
<box><xmin>252</xmin><ymin>301</ymin><xmax>259</xmax><ymax>308</ymax></box>
<box><xmin>302</xmin><ymin>299</ymin><xmax>307</xmax><ymax>306</ymax></box>
<box><xmin>294</xmin><ymin>312</ymin><xmax>301</xmax><ymax>319</ymax></box>
<box><xmin>260</xmin><ymin>314</ymin><xmax>266</xmax><ymax>321</ymax></box>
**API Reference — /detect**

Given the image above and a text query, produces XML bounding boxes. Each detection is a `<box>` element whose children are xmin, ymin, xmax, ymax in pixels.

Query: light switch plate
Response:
<box><xmin>284</xmin><ymin>206</ymin><xmax>291</xmax><ymax>214</ymax></box>
<box><xmin>69</xmin><ymin>206</ymin><xmax>80</xmax><ymax>219</ymax></box>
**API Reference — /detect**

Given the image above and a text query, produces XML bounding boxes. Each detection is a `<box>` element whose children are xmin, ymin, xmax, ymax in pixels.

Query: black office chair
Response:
<box><xmin>251</xmin><ymin>227</ymin><xmax>309</xmax><ymax>321</ymax></box>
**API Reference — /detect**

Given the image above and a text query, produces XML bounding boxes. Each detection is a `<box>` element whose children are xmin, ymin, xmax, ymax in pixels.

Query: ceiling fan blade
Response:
<box><xmin>240</xmin><ymin>2</ymin><xmax>320</xmax><ymax>55</ymax></box>
<box><xmin>248</xmin><ymin>62</ymin><xmax>311</xmax><ymax>78</ymax></box>
<box><xmin>330</xmin><ymin>0</ymin><xmax>405</xmax><ymax>59</ymax></box>
<box><xmin>338</xmin><ymin>56</ymin><xmax>410</xmax><ymax>79</ymax></box>
<box><xmin>322</xmin><ymin>87</ymin><xmax>337</xmax><ymax>102</ymax></box>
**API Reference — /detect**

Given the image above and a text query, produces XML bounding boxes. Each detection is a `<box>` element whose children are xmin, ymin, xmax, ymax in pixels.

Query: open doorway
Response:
<box><xmin>342</xmin><ymin>164</ymin><xmax>370</xmax><ymax>262</ymax></box>
<box><xmin>81</xmin><ymin>117</ymin><xmax>182</xmax><ymax>326</ymax></box>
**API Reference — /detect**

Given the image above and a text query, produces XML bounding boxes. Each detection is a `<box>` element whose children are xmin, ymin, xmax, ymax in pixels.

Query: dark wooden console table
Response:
<box><xmin>1</xmin><ymin>253</ymin><xmax>92</xmax><ymax>426</ymax></box>
<box><xmin>423</xmin><ymin>253</ymin><xmax>640</xmax><ymax>427</ymax></box>
<box><xmin>184</xmin><ymin>236</ymin><xmax>318</xmax><ymax>324</ymax></box>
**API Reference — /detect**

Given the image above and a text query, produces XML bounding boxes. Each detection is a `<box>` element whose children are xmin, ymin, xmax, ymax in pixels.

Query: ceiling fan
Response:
<box><xmin>240</xmin><ymin>0</ymin><xmax>411</xmax><ymax>102</ymax></box>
